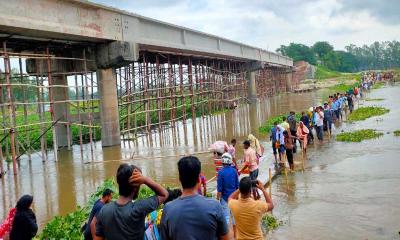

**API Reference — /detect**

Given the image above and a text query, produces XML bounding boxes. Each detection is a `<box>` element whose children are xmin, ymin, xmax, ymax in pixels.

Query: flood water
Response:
<box><xmin>1</xmin><ymin>84</ymin><xmax>399</xmax><ymax>239</ymax></box>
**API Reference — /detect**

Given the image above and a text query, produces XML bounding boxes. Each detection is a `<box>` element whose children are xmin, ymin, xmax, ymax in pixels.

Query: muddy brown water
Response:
<box><xmin>1</xmin><ymin>84</ymin><xmax>399</xmax><ymax>239</ymax></box>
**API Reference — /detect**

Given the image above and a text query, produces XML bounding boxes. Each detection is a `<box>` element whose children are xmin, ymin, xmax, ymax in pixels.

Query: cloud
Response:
<box><xmin>90</xmin><ymin>0</ymin><xmax>400</xmax><ymax>51</ymax></box>
<box><xmin>337</xmin><ymin>0</ymin><xmax>400</xmax><ymax>25</ymax></box>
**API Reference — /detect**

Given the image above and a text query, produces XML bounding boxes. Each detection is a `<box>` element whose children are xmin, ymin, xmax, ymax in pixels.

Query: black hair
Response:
<box><xmin>273</xmin><ymin>121</ymin><xmax>278</xmax><ymax>126</ymax></box>
<box><xmin>243</xmin><ymin>140</ymin><xmax>250</xmax><ymax>146</ymax></box>
<box><xmin>231</xmin><ymin>139</ymin><xmax>237</xmax><ymax>144</ymax></box>
<box><xmin>102</xmin><ymin>189</ymin><xmax>114</xmax><ymax>198</ymax></box>
<box><xmin>165</xmin><ymin>188</ymin><xmax>183</xmax><ymax>204</ymax></box>
<box><xmin>283</xmin><ymin>130</ymin><xmax>288</xmax><ymax>135</ymax></box>
<box><xmin>16</xmin><ymin>195</ymin><xmax>33</xmax><ymax>211</ymax></box>
<box><xmin>116</xmin><ymin>163</ymin><xmax>141</xmax><ymax>197</ymax></box>
<box><xmin>178</xmin><ymin>156</ymin><xmax>201</xmax><ymax>189</ymax></box>
<box><xmin>239</xmin><ymin>177</ymin><xmax>252</xmax><ymax>195</ymax></box>
<box><xmin>282</xmin><ymin>116</ymin><xmax>286</xmax><ymax>121</ymax></box>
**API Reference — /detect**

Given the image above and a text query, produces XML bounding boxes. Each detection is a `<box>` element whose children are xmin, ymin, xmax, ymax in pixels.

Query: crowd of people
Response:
<box><xmin>1</xmin><ymin>71</ymin><xmax>390</xmax><ymax>240</ymax></box>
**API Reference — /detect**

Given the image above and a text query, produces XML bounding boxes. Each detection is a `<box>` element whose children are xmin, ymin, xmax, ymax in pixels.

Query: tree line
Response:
<box><xmin>276</xmin><ymin>41</ymin><xmax>400</xmax><ymax>72</ymax></box>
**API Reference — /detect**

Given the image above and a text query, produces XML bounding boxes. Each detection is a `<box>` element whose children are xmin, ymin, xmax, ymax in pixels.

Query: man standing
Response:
<box><xmin>95</xmin><ymin>164</ymin><xmax>168</xmax><ymax>240</ymax></box>
<box><xmin>346</xmin><ymin>93</ymin><xmax>354</xmax><ymax>113</ymax></box>
<box><xmin>84</xmin><ymin>189</ymin><xmax>113</xmax><ymax>240</ymax></box>
<box><xmin>287</xmin><ymin>111</ymin><xmax>297</xmax><ymax>153</ymax></box>
<box><xmin>160</xmin><ymin>156</ymin><xmax>229</xmax><ymax>240</ymax></box>
<box><xmin>227</xmin><ymin>139</ymin><xmax>238</xmax><ymax>170</ymax></box>
<box><xmin>315</xmin><ymin>106</ymin><xmax>324</xmax><ymax>142</ymax></box>
<box><xmin>276</xmin><ymin>125</ymin><xmax>286</xmax><ymax>163</ymax></box>
<box><xmin>270</xmin><ymin>122</ymin><xmax>279</xmax><ymax>163</ymax></box>
<box><xmin>217</xmin><ymin>153</ymin><xmax>239</xmax><ymax>235</ymax></box>
<box><xmin>323</xmin><ymin>103</ymin><xmax>333</xmax><ymax>136</ymax></box>
<box><xmin>240</xmin><ymin>140</ymin><xmax>259</xmax><ymax>181</ymax></box>
<box><xmin>239</xmin><ymin>140</ymin><xmax>260</xmax><ymax>200</ymax></box>
<box><xmin>228</xmin><ymin>177</ymin><xmax>274</xmax><ymax>240</ymax></box>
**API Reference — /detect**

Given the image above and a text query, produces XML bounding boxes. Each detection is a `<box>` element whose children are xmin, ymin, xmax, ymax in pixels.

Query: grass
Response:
<box><xmin>365</xmin><ymin>98</ymin><xmax>385</xmax><ymax>102</ymax></box>
<box><xmin>258</xmin><ymin>113</ymin><xmax>301</xmax><ymax>134</ymax></box>
<box><xmin>336</xmin><ymin>129</ymin><xmax>383</xmax><ymax>142</ymax></box>
<box><xmin>372</xmin><ymin>82</ymin><xmax>385</xmax><ymax>89</ymax></box>
<box><xmin>315</xmin><ymin>65</ymin><xmax>341</xmax><ymax>80</ymax></box>
<box><xmin>394</xmin><ymin>130</ymin><xmax>400</xmax><ymax>136</ymax></box>
<box><xmin>347</xmin><ymin>106</ymin><xmax>390</xmax><ymax>121</ymax></box>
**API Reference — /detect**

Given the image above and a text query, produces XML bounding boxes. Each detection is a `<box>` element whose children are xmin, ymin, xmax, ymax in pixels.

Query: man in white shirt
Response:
<box><xmin>315</xmin><ymin>106</ymin><xmax>324</xmax><ymax>142</ymax></box>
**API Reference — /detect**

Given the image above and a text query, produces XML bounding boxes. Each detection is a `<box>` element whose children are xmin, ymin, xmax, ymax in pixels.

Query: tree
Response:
<box><xmin>277</xmin><ymin>43</ymin><xmax>317</xmax><ymax>65</ymax></box>
<box><xmin>312</xmin><ymin>41</ymin><xmax>334</xmax><ymax>59</ymax></box>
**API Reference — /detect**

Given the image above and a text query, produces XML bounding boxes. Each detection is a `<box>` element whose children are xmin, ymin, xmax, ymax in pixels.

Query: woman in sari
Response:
<box><xmin>296</xmin><ymin>121</ymin><xmax>310</xmax><ymax>153</ymax></box>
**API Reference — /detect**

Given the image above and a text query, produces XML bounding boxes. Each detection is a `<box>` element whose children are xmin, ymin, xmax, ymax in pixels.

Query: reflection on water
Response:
<box><xmin>1</xmin><ymin>86</ymin><xmax>399</xmax><ymax>239</ymax></box>
<box><xmin>1</xmin><ymin>90</ymin><xmax>321</xmax><ymax>228</ymax></box>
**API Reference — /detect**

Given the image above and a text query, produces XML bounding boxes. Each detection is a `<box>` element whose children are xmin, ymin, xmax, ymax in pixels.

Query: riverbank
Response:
<box><xmin>268</xmin><ymin>83</ymin><xmax>400</xmax><ymax>239</ymax></box>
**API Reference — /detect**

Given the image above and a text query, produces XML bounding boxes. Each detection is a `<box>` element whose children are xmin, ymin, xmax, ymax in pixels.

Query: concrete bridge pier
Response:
<box><xmin>52</xmin><ymin>63</ymin><xmax>71</xmax><ymax>148</ymax></box>
<box><xmin>95</xmin><ymin>41</ymin><xmax>136</xmax><ymax>147</ymax></box>
<box><xmin>97</xmin><ymin>68</ymin><xmax>121</xmax><ymax>147</ymax></box>
<box><xmin>286</xmin><ymin>72</ymin><xmax>293</xmax><ymax>92</ymax></box>
<box><xmin>26</xmin><ymin>59</ymin><xmax>72</xmax><ymax>149</ymax></box>
<box><xmin>247</xmin><ymin>71</ymin><xmax>257</xmax><ymax>103</ymax></box>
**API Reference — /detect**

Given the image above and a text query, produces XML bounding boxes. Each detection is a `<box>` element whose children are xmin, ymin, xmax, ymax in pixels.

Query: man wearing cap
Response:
<box><xmin>217</xmin><ymin>153</ymin><xmax>239</xmax><ymax>236</ymax></box>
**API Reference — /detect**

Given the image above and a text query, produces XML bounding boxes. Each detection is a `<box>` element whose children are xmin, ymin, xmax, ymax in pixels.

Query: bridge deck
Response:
<box><xmin>0</xmin><ymin>0</ymin><xmax>292</xmax><ymax>66</ymax></box>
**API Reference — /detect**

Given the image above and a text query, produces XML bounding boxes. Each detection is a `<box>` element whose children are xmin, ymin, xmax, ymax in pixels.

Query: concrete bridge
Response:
<box><xmin>0</xmin><ymin>0</ymin><xmax>293</xmax><ymax>172</ymax></box>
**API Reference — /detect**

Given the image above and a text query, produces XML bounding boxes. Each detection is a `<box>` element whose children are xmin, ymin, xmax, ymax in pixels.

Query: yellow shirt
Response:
<box><xmin>229</xmin><ymin>198</ymin><xmax>269</xmax><ymax>240</ymax></box>
<box><xmin>280</xmin><ymin>121</ymin><xmax>290</xmax><ymax>131</ymax></box>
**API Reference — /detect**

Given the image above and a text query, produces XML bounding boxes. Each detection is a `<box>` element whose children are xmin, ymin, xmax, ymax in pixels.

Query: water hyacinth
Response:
<box><xmin>347</xmin><ymin>106</ymin><xmax>389</xmax><ymax>121</ymax></box>
<box><xmin>336</xmin><ymin>129</ymin><xmax>383</xmax><ymax>142</ymax></box>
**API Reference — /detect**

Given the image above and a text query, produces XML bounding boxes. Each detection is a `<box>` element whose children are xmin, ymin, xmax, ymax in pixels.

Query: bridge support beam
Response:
<box><xmin>53</xmin><ymin>70</ymin><xmax>70</xmax><ymax>148</ymax></box>
<box><xmin>247</xmin><ymin>71</ymin><xmax>257</xmax><ymax>103</ymax></box>
<box><xmin>98</xmin><ymin>68</ymin><xmax>121</xmax><ymax>147</ymax></box>
<box><xmin>286</xmin><ymin>72</ymin><xmax>293</xmax><ymax>92</ymax></box>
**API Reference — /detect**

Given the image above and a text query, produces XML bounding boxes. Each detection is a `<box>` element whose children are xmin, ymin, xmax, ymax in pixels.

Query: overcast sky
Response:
<box><xmin>91</xmin><ymin>0</ymin><xmax>400</xmax><ymax>52</ymax></box>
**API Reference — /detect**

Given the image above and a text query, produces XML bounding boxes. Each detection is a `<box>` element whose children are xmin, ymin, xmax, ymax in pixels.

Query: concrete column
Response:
<box><xmin>272</xmin><ymin>71</ymin><xmax>280</xmax><ymax>94</ymax></box>
<box><xmin>286</xmin><ymin>72</ymin><xmax>293</xmax><ymax>92</ymax></box>
<box><xmin>53</xmin><ymin>72</ymin><xmax>70</xmax><ymax>148</ymax></box>
<box><xmin>247</xmin><ymin>71</ymin><xmax>257</xmax><ymax>103</ymax></box>
<box><xmin>98</xmin><ymin>68</ymin><xmax>121</xmax><ymax>147</ymax></box>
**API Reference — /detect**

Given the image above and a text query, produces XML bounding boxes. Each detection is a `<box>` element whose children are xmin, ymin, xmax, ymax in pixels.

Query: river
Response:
<box><xmin>1</xmin><ymin>84</ymin><xmax>399</xmax><ymax>239</ymax></box>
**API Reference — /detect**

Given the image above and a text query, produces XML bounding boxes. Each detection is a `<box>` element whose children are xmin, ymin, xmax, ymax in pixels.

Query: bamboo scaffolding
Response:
<box><xmin>2</xmin><ymin>42</ymin><xmax>17</xmax><ymax>174</ymax></box>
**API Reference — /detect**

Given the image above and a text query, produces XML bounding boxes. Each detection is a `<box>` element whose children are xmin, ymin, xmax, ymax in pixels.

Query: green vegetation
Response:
<box><xmin>347</xmin><ymin>106</ymin><xmax>389</xmax><ymax>121</ymax></box>
<box><xmin>277</xmin><ymin>40</ymin><xmax>400</xmax><ymax>72</ymax></box>
<box><xmin>38</xmin><ymin>179</ymin><xmax>118</xmax><ymax>239</ymax></box>
<box><xmin>259</xmin><ymin>113</ymin><xmax>301</xmax><ymax>134</ymax></box>
<box><xmin>336</xmin><ymin>129</ymin><xmax>383</xmax><ymax>142</ymax></box>
<box><xmin>315</xmin><ymin>65</ymin><xmax>341</xmax><ymax>80</ymax></box>
<box><xmin>365</xmin><ymin>98</ymin><xmax>385</xmax><ymax>101</ymax></box>
<box><xmin>372</xmin><ymin>82</ymin><xmax>385</xmax><ymax>89</ymax></box>
<box><xmin>394</xmin><ymin>130</ymin><xmax>400</xmax><ymax>137</ymax></box>
<box><xmin>262</xmin><ymin>214</ymin><xmax>283</xmax><ymax>231</ymax></box>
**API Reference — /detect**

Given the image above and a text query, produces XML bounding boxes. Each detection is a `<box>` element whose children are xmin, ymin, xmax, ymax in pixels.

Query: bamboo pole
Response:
<box><xmin>156</xmin><ymin>56</ymin><xmax>162</xmax><ymax>131</ymax></box>
<box><xmin>75</xmin><ymin>74</ymin><xmax>83</xmax><ymax>152</ymax></box>
<box><xmin>3</xmin><ymin>42</ymin><xmax>17</xmax><ymax>174</ymax></box>
<box><xmin>188</xmin><ymin>57</ymin><xmax>195</xmax><ymax>119</ymax></box>
<box><xmin>178</xmin><ymin>56</ymin><xmax>186</xmax><ymax>123</ymax></box>
<box><xmin>45</xmin><ymin>47</ymin><xmax>58</xmax><ymax>162</ymax></box>
<box><xmin>83</xmin><ymin>50</ymin><xmax>93</xmax><ymax>155</ymax></box>
<box><xmin>35</xmin><ymin>61</ymin><xmax>47</xmax><ymax>162</ymax></box>
<box><xmin>269</xmin><ymin>167</ymin><xmax>272</xmax><ymax>199</ymax></box>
